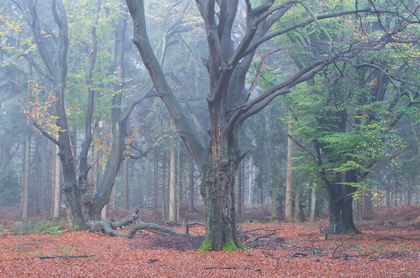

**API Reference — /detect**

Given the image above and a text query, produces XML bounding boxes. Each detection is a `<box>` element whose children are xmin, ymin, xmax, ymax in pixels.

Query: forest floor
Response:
<box><xmin>0</xmin><ymin>206</ymin><xmax>419</xmax><ymax>277</ymax></box>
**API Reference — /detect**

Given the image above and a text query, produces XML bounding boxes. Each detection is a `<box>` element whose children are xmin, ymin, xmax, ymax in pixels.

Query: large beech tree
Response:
<box><xmin>126</xmin><ymin>0</ymin><xmax>420</xmax><ymax>251</ymax></box>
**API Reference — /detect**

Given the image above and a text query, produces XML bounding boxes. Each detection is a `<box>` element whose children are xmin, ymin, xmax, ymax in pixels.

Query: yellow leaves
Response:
<box><xmin>367</xmin><ymin>78</ymin><xmax>378</xmax><ymax>87</ymax></box>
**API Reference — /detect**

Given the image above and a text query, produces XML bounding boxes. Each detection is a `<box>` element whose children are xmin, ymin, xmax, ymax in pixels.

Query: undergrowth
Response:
<box><xmin>11</xmin><ymin>220</ymin><xmax>67</xmax><ymax>235</ymax></box>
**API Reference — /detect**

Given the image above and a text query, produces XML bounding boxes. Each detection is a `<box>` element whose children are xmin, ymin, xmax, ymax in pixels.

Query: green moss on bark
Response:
<box><xmin>199</xmin><ymin>239</ymin><xmax>252</xmax><ymax>252</ymax></box>
<box><xmin>198</xmin><ymin>239</ymin><xmax>212</xmax><ymax>252</ymax></box>
<box><xmin>223</xmin><ymin>240</ymin><xmax>237</xmax><ymax>252</ymax></box>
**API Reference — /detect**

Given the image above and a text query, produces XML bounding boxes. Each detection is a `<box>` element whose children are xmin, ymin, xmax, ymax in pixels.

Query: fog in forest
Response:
<box><xmin>0</xmin><ymin>0</ymin><xmax>419</xmax><ymax>243</ymax></box>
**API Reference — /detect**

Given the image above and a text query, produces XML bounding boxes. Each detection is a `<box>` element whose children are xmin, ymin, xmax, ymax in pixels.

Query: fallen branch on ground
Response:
<box><xmin>38</xmin><ymin>255</ymin><xmax>94</xmax><ymax>259</ymax></box>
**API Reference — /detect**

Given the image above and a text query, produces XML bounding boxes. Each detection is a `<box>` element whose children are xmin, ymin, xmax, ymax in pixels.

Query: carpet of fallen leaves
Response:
<box><xmin>1</xmin><ymin>221</ymin><xmax>419</xmax><ymax>277</ymax></box>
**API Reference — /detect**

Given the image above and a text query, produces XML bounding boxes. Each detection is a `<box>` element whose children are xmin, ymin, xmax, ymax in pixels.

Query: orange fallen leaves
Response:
<box><xmin>0</xmin><ymin>222</ymin><xmax>419</xmax><ymax>277</ymax></box>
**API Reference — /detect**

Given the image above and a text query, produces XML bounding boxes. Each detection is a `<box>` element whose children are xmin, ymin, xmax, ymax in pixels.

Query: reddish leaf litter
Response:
<box><xmin>0</xmin><ymin>222</ymin><xmax>419</xmax><ymax>277</ymax></box>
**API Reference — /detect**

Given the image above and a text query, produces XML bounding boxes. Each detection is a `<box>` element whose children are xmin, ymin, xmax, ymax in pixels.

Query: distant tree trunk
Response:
<box><xmin>248</xmin><ymin>160</ymin><xmax>253</xmax><ymax>205</ymax></box>
<box><xmin>153</xmin><ymin>158</ymin><xmax>158</xmax><ymax>220</ymax></box>
<box><xmin>294</xmin><ymin>183</ymin><xmax>300</xmax><ymax>220</ymax></box>
<box><xmin>356</xmin><ymin>198</ymin><xmax>363</xmax><ymax>221</ymax></box>
<box><xmin>310</xmin><ymin>184</ymin><xmax>316</xmax><ymax>222</ymax></box>
<box><xmin>162</xmin><ymin>158</ymin><xmax>166</xmax><ymax>221</ymax></box>
<box><xmin>188</xmin><ymin>157</ymin><xmax>194</xmax><ymax>213</ymax></box>
<box><xmin>177</xmin><ymin>145</ymin><xmax>181</xmax><ymax>220</ymax></box>
<box><xmin>123</xmin><ymin>160</ymin><xmax>129</xmax><ymax>210</ymax></box>
<box><xmin>241</xmin><ymin>161</ymin><xmax>245</xmax><ymax>220</ymax></box>
<box><xmin>22</xmin><ymin>122</ymin><xmax>31</xmax><ymax>221</ymax></box>
<box><xmin>50</xmin><ymin>142</ymin><xmax>56</xmax><ymax>217</ymax></box>
<box><xmin>169</xmin><ymin>148</ymin><xmax>176</xmax><ymax>222</ymax></box>
<box><xmin>93</xmin><ymin>145</ymin><xmax>99</xmax><ymax>192</ymax></box>
<box><xmin>33</xmin><ymin>135</ymin><xmax>40</xmax><ymax>216</ymax></box>
<box><xmin>53</xmin><ymin>143</ymin><xmax>61</xmax><ymax>220</ymax></box>
<box><xmin>285</xmin><ymin>117</ymin><xmax>294</xmax><ymax>222</ymax></box>
<box><xmin>264</xmin><ymin>110</ymin><xmax>278</xmax><ymax>220</ymax></box>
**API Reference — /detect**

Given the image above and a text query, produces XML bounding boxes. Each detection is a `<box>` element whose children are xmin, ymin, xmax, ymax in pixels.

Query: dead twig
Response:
<box><xmin>38</xmin><ymin>255</ymin><xmax>94</xmax><ymax>259</ymax></box>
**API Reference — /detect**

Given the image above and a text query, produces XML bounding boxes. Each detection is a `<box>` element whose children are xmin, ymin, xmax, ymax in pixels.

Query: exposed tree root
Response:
<box><xmin>86</xmin><ymin>210</ymin><xmax>201</xmax><ymax>239</ymax></box>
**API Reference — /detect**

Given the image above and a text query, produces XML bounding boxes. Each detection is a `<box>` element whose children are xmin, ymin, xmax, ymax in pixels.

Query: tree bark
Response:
<box><xmin>123</xmin><ymin>160</ymin><xmax>129</xmax><ymax>210</ymax></box>
<box><xmin>169</xmin><ymin>148</ymin><xmax>177</xmax><ymax>222</ymax></box>
<box><xmin>33</xmin><ymin>133</ymin><xmax>40</xmax><ymax>216</ymax></box>
<box><xmin>153</xmin><ymin>158</ymin><xmax>158</xmax><ymax>220</ymax></box>
<box><xmin>327</xmin><ymin>182</ymin><xmax>359</xmax><ymax>234</ymax></box>
<box><xmin>310</xmin><ymin>184</ymin><xmax>316</xmax><ymax>222</ymax></box>
<box><xmin>237</xmin><ymin>160</ymin><xmax>243</xmax><ymax>221</ymax></box>
<box><xmin>53</xmin><ymin>143</ymin><xmax>61</xmax><ymax>220</ymax></box>
<box><xmin>188</xmin><ymin>157</ymin><xmax>194</xmax><ymax>213</ymax></box>
<box><xmin>285</xmin><ymin>116</ymin><xmax>294</xmax><ymax>222</ymax></box>
<box><xmin>22</xmin><ymin>121</ymin><xmax>31</xmax><ymax>221</ymax></box>
<box><xmin>294</xmin><ymin>183</ymin><xmax>300</xmax><ymax>220</ymax></box>
<box><xmin>162</xmin><ymin>158</ymin><xmax>166</xmax><ymax>221</ymax></box>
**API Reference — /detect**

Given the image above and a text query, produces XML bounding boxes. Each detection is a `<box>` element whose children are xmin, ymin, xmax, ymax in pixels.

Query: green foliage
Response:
<box><xmin>11</xmin><ymin>222</ymin><xmax>37</xmax><ymax>235</ymax></box>
<box><xmin>11</xmin><ymin>220</ymin><xmax>67</xmax><ymax>236</ymax></box>
<box><xmin>0</xmin><ymin>169</ymin><xmax>21</xmax><ymax>206</ymax></box>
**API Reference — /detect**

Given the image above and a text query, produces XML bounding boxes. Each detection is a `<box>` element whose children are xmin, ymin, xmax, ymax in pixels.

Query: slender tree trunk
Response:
<box><xmin>50</xmin><ymin>142</ymin><xmax>56</xmax><ymax>217</ymax></box>
<box><xmin>53</xmin><ymin>143</ymin><xmax>61</xmax><ymax>220</ymax></box>
<box><xmin>22</xmin><ymin>122</ymin><xmax>31</xmax><ymax>221</ymax></box>
<box><xmin>188</xmin><ymin>157</ymin><xmax>194</xmax><ymax>213</ymax></box>
<box><xmin>241</xmin><ymin>161</ymin><xmax>245</xmax><ymax>221</ymax></box>
<box><xmin>310</xmin><ymin>184</ymin><xmax>316</xmax><ymax>222</ymax></box>
<box><xmin>285</xmin><ymin>117</ymin><xmax>294</xmax><ymax>222</ymax></box>
<box><xmin>162</xmin><ymin>158</ymin><xmax>166</xmax><ymax>221</ymax></box>
<box><xmin>33</xmin><ymin>135</ymin><xmax>39</xmax><ymax>216</ymax></box>
<box><xmin>294</xmin><ymin>183</ymin><xmax>300</xmax><ymax>220</ymax></box>
<box><xmin>153</xmin><ymin>158</ymin><xmax>158</xmax><ymax>220</ymax></box>
<box><xmin>123</xmin><ymin>159</ymin><xmax>129</xmax><ymax>210</ymax></box>
<box><xmin>248</xmin><ymin>160</ymin><xmax>252</xmax><ymax>205</ymax></box>
<box><xmin>177</xmin><ymin>146</ymin><xmax>181</xmax><ymax>221</ymax></box>
<box><xmin>169</xmin><ymin>148</ymin><xmax>176</xmax><ymax>222</ymax></box>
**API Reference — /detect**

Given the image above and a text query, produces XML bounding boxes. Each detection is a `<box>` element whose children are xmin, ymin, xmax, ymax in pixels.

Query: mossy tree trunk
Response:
<box><xmin>199</xmin><ymin>132</ymin><xmax>243</xmax><ymax>251</ymax></box>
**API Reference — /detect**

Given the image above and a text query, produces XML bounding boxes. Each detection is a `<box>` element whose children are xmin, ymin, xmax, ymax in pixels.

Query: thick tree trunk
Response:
<box><xmin>199</xmin><ymin>135</ymin><xmax>244</xmax><ymax>251</ymax></box>
<box><xmin>327</xmin><ymin>182</ymin><xmax>359</xmax><ymax>234</ymax></box>
<box><xmin>237</xmin><ymin>161</ymin><xmax>243</xmax><ymax>221</ymax></box>
<box><xmin>200</xmin><ymin>158</ymin><xmax>241</xmax><ymax>251</ymax></box>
